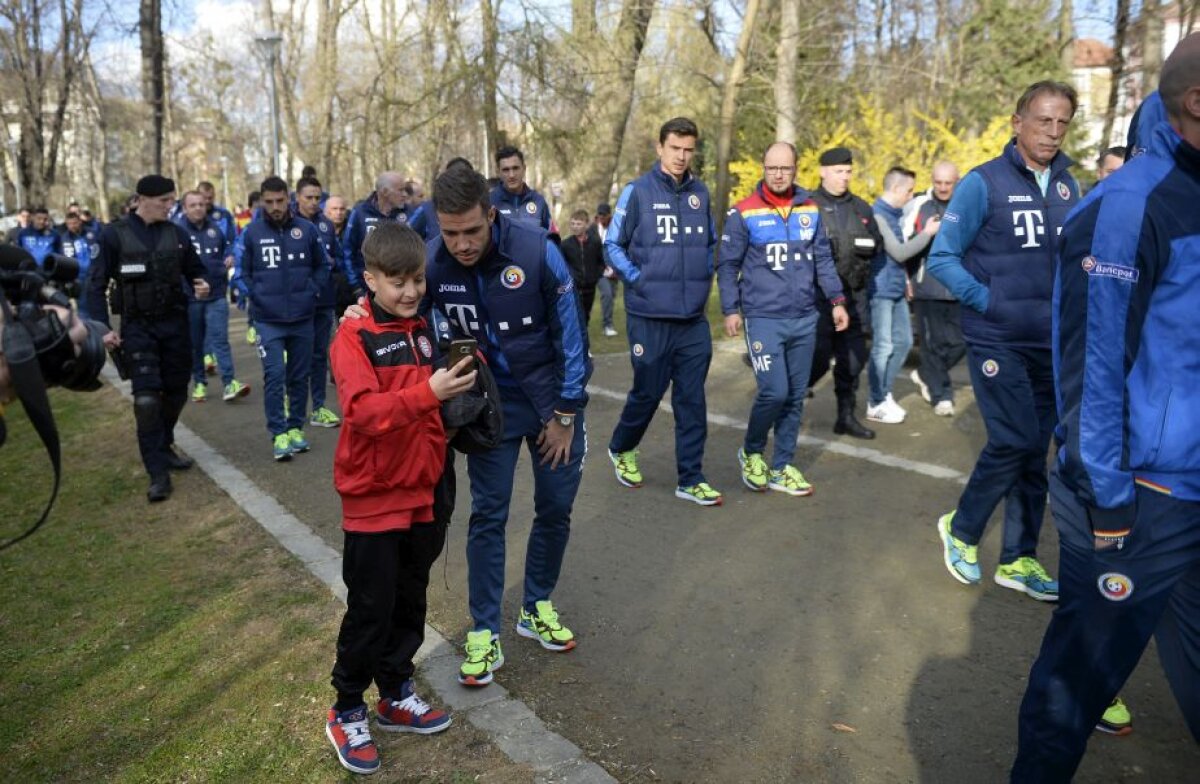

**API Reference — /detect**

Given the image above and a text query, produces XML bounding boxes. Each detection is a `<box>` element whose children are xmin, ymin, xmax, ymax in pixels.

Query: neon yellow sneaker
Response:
<box><xmin>675</xmin><ymin>482</ymin><xmax>722</xmax><ymax>506</ymax></box>
<box><xmin>738</xmin><ymin>448</ymin><xmax>769</xmax><ymax>492</ymax></box>
<box><xmin>458</xmin><ymin>630</ymin><xmax>503</xmax><ymax>687</ymax></box>
<box><xmin>310</xmin><ymin>406</ymin><xmax>342</xmax><ymax>428</ymax></box>
<box><xmin>1095</xmin><ymin>697</ymin><xmax>1133</xmax><ymax>736</ymax></box>
<box><xmin>608</xmin><ymin>449</ymin><xmax>643</xmax><ymax>488</ymax></box>
<box><xmin>287</xmin><ymin>427</ymin><xmax>310</xmax><ymax>453</ymax></box>
<box><xmin>768</xmin><ymin>464</ymin><xmax>813</xmax><ymax>497</ymax></box>
<box><xmin>516</xmin><ymin>600</ymin><xmax>576</xmax><ymax>652</ymax></box>
<box><xmin>995</xmin><ymin>556</ymin><xmax>1059</xmax><ymax>602</ymax></box>
<box><xmin>222</xmin><ymin>379</ymin><xmax>250</xmax><ymax>401</ymax></box>
<box><xmin>272</xmin><ymin>433</ymin><xmax>293</xmax><ymax>461</ymax></box>
<box><xmin>204</xmin><ymin>354</ymin><xmax>217</xmax><ymax>375</ymax></box>
<box><xmin>938</xmin><ymin>510</ymin><xmax>980</xmax><ymax>584</ymax></box>
<box><xmin>245</xmin><ymin>325</ymin><xmax>258</xmax><ymax>345</ymax></box>
<box><xmin>191</xmin><ymin>382</ymin><xmax>207</xmax><ymax>403</ymax></box>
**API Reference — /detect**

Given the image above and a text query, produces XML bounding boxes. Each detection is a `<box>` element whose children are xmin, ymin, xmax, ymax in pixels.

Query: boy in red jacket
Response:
<box><xmin>324</xmin><ymin>223</ymin><xmax>476</xmax><ymax>775</ymax></box>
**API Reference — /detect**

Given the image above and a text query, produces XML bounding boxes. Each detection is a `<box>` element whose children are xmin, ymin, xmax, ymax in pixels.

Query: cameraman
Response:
<box><xmin>807</xmin><ymin>147</ymin><xmax>881</xmax><ymax>440</ymax></box>
<box><xmin>85</xmin><ymin>175</ymin><xmax>212</xmax><ymax>503</ymax></box>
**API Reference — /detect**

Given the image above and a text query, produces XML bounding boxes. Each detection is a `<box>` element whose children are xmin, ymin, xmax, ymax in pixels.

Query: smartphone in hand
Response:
<box><xmin>449</xmin><ymin>338</ymin><xmax>477</xmax><ymax>371</ymax></box>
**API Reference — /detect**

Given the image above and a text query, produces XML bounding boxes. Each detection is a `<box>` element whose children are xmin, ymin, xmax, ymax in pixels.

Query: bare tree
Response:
<box><xmin>1102</xmin><ymin>0</ymin><xmax>1131</xmax><ymax>147</ymax></box>
<box><xmin>481</xmin><ymin>0</ymin><xmax>501</xmax><ymax>167</ymax></box>
<box><xmin>714</xmin><ymin>0</ymin><xmax>762</xmax><ymax>225</ymax></box>
<box><xmin>140</xmin><ymin>0</ymin><xmax>165</xmax><ymax>172</ymax></box>
<box><xmin>774</xmin><ymin>0</ymin><xmax>799</xmax><ymax>143</ymax></box>
<box><xmin>565</xmin><ymin>0</ymin><xmax>656</xmax><ymax>204</ymax></box>
<box><xmin>1141</xmin><ymin>0</ymin><xmax>1163</xmax><ymax>93</ymax></box>
<box><xmin>0</xmin><ymin>0</ymin><xmax>88</xmax><ymax>204</ymax></box>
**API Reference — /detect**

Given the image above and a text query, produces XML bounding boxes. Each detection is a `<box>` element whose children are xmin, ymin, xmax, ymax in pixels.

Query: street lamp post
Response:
<box><xmin>254</xmin><ymin>33</ymin><xmax>283</xmax><ymax>177</ymax></box>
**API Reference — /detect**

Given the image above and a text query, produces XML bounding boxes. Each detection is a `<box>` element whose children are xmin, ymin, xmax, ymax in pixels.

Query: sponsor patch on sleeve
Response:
<box><xmin>1082</xmin><ymin>256</ymin><xmax>1139</xmax><ymax>283</ymax></box>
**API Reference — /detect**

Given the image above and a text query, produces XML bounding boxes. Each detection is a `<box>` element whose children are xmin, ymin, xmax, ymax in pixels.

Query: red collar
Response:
<box><xmin>761</xmin><ymin>185</ymin><xmax>794</xmax><ymax>209</ymax></box>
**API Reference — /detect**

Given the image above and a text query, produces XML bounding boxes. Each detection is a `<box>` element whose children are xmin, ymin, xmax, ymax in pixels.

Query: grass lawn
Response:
<box><xmin>0</xmin><ymin>387</ymin><xmax>529</xmax><ymax>783</ymax></box>
<box><xmin>584</xmin><ymin>282</ymin><xmax>732</xmax><ymax>353</ymax></box>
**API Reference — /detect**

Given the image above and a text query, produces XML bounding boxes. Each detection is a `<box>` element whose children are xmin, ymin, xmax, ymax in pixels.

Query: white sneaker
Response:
<box><xmin>910</xmin><ymin>369</ymin><xmax>931</xmax><ymax>403</ymax></box>
<box><xmin>866</xmin><ymin>398</ymin><xmax>905</xmax><ymax>424</ymax></box>
<box><xmin>934</xmin><ymin>400</ymin><xmax>955</xmax><ymax>417</ymax></box>
<box><xmin>884</xmin><ymin>393</ymin><xmax>907</xmax><ymax>419</ymax></box>
<box><xmin>603</xmin><ymin>326</ymin><xmax>618</xmax><ymax>337</ymax></box>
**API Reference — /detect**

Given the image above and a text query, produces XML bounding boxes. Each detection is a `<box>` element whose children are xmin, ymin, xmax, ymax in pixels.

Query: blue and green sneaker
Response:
<box><xmin>516</xmin><ymin>600</ymin><xmax>576</xmax><ymax>652</ymax></box>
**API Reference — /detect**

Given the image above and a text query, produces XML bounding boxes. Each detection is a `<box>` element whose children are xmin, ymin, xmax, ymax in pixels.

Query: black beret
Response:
<box><xmin>136</xmin><ymin>174</ymin><xmax>176</xmax><ymax>197</ymax></box>
<box><xmin>819</xmin><ymin>147</ymin><xmax>853</xmax><ymax>166</ymax></box>
<box><xmin>596</xmin><ymin>203</ymin><xmax>612</xmax><ymax>215</ymax></box>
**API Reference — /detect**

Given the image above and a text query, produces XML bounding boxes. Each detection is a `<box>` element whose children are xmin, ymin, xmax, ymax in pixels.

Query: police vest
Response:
<box><xmin>961</xmin><ymin>142</ymin><xmax>1078</xmax><ymax>348</ymax></box>
<box><xmin>112</xmin><ymin>219</ymin><xmax>186</xmax><ymax>319</ymax></box>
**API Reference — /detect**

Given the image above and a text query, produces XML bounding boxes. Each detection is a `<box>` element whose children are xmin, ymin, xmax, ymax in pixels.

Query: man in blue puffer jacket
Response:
<box><xmin>176</xmin><ymin>189</ymin><xmax>248</xmax><ymax>404</ymax></box>
<box><xmin>604</xmin><ymin>116</ymin><xmax>721</xmax><ymax>506</ymax></box>
<box><xmin>234</xmin><ymin>176</ymin><xmax>329</xmax><ymax>460</ymax></box>
<box><xmin>929</xmin><ymin>80</ymin><xmax>1081</xmax><ymax>602</ymax></box>
<box><xmin>419</xmin><ymin>165</ymin><xmax>591</xmax><ymax>688</ymax></box>
<box><xmin>1012</xmin><ymin>35</ymin><xmax>1200</xmax><ymax>781</ymax></box>
<box><xmin>718</xmin><ymin>141</ymin><xmax>848</xmax><ymax>497</ymax></box>
<box><xmin>342</xmin><ymin>172</ymin><xmax>411</xmax><ymax>293</ymax></box>
<box><xmin>294</xmin><ymin>175</ymin><xmax>341</xmax><ymax>429</ymax></box>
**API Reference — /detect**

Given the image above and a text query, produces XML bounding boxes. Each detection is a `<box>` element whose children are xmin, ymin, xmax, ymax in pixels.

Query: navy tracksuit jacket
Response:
<box><xmin>1013</xmin><ymin>121</ymin><xmax>1200</xmax><ymax>782</ymax></box>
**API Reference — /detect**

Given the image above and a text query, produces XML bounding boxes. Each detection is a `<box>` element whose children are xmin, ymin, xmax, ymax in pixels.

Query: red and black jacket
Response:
<box><xmin>330</xmin><ymin>300</ymin><xmax>446</xmax><ymax>532</ymax></box>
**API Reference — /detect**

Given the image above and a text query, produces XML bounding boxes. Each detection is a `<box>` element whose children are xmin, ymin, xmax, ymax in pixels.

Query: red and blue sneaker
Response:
<box><xmin>375</xmin><ymin>680</ymin><xmax>452</xmax><ymax>734</ymax></box>
<box><xmin>325</xmin><ymin>705</ymin><xmax>379</xmax><ymax>775</ymax></box>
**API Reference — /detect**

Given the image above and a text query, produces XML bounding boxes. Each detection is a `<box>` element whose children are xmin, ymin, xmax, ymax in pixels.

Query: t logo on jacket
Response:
<box><xmin>656</xmin><ymin>214</ymin><xmax>678</xmax><ymax>243</ymax></box>
<box><xmin>263</xmin><ymin>244</ymin><xmax>281</xmax><ymax>268</ymax></box>
<box><xmin>1012</xmin><ymin>209</ymin><xmax>1045</xmax><ymax>248</ymax></box>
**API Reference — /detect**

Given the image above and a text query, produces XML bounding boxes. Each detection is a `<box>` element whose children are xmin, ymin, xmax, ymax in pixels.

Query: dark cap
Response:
<box><xmin>135</xmin><ymin>174</ymin><xmax>176</xmax><ymax>197</ymax></box>
<box><xmin>596</xmin><ymin>203</ymin><xmax>612</xmax><ymax>215</ymax></box>
<box><xmin>818</xmin><ymin>147</ymin><xmax>853</xmax><ymax>166</ymax></box>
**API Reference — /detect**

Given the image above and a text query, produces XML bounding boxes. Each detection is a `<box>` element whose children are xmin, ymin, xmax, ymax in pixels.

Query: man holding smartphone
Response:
<box><xmin>420</xmin><ymin>165</ymin><xmax>591</xmax><ymax>687</ymax></box>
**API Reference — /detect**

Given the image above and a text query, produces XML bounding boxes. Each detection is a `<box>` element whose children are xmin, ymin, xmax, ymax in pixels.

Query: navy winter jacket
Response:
<box><xmin>927</xmin><ymin>139</ymin><xmax>1079</xmax><ymax>348</ymax></box>
<box><xmin>604</xmin><ymin>164</ymin><xmax>716</xmax><ymax>320</ymax></box>
<box><xmin>18</xmin><ymin>227</ymin><xmax>63</xmax><ymax>266</ymax></box>
<box><xmin>717</xmin><ymin>182</ymin><xmax>844</xmax><ymax>318</ymax></box>
<box><xmin>423</xmin><ymin>215</ymin><xmax>591</xmax><ymax>421</ymax></box>
<box><xmin>295</xmin><ymin>205</ymin><xmax>340</xmax><ymax>308</ymax></box>
<box><xmin>342</xmin><ymin>192</ymin><xmax>411</xmax><ymax>291</ymax></box>
<box><xmin>489</xmin><ymin>184</ymin><xmax>552</xmax><ymax>231</ymax></box>
<box><xmin>233</xmin><ymin>211</ymin><xmax>329</xmax><ymax>324</ymax></box>
<box><xmin>174</xmin><ymin>215</ymin><xmax>231</xmax><ymax>300</ymax></box>
<box><xmin>408</xmin><ymin>200</ymin><xmax>441</xmax><ymax>241</ymax></box>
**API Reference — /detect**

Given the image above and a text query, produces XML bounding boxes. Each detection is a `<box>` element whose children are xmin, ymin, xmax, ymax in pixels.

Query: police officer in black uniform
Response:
<box><xmin>808</xmin><ymin>147</ymin><xmax>881</xmax><ymax>440</ymax></box>
<box><xmin>87</xmin><ymin>175</ymin><xmax>211</xmax><ymax>502</ymax></box>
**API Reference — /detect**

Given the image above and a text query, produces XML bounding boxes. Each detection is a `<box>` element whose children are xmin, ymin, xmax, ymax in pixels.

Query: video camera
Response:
<box><xmin>1</xmin><ymin>245</ymin><xmax>109</xmax><ymax>551</ymax></box>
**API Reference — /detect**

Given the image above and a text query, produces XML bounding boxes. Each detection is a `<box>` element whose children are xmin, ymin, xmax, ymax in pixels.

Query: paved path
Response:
<box><xmin>167</xmin><ymin>314</ymin><xmax>1198</xmax><ymax>783</ymax></box>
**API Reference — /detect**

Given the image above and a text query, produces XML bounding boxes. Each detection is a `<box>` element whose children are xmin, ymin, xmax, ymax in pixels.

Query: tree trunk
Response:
<box><xmin>139</xmin><ymin>0</ymin><xmax>164</xmax><ymax>173</ymax></box>
<box><xmin>774</xmin><ymin>0</ymin><xmax>799</xmax><ymax>143</ymax></box>
<box><xmin>571</xmin><ymin>0</ymin><xmax>596</xmax><ymax>37</ymax></box>
<box><xmin>81</xmin><ymin>50</ymin><xmax>111</xmax><ymax>220</ymax></box>
<box><xmin>714</xmin><ymin>0</ymin><xmax>762</xmax><ymax>228</ymax></box>
<box><xmin>1101</xmin><ymin>0</ymin><xmax>1130</xmax><ymax>148</ymax></box>
<box><xmin>480</xmin><ymin>0</ymin><xmax>500</xmax><ymax>172</ymax></box>
<box><xmin>565</xmin><ymin>0</ymin><xmax>655</xmax><ymax>206</ymax></box>
<box><xmin>1141</xmin><ymin>0</ymin><xmax>1163</xmax><ymax>93</ymax></box>
<box><xmin>1058</xmin><ymin>0</ymin><xmax>1074</xmax><ymax>74</ymax></box>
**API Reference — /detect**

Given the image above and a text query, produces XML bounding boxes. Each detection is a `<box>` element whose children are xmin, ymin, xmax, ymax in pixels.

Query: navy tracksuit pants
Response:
<box><xmin>609</xmin><ymin>314</ymin><xmax>712</xmax><ymax>486</ymax></box>
<box><xmin>256</xmin><ymin>319</ymin><xmax>314</xmax><ymax>437</ymax></box>
<box><xmin>466</xmin><ymin>387</ymin><xmax>586</xmax><ymax>634</ymax></box>
<box><xmin>951</xmin><ymin>344</ymin><xmax>1056</xmax><ymax>564</ymax></box>
<box><xmin>743</xmin><ymin>314</ymin><xmax>818</xmax><ymax>470</ymax></box>
<box><xmin>1012</xmin><ymin>474</ymin><xmax>1200</xmax><ymax>781</ymax></box>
